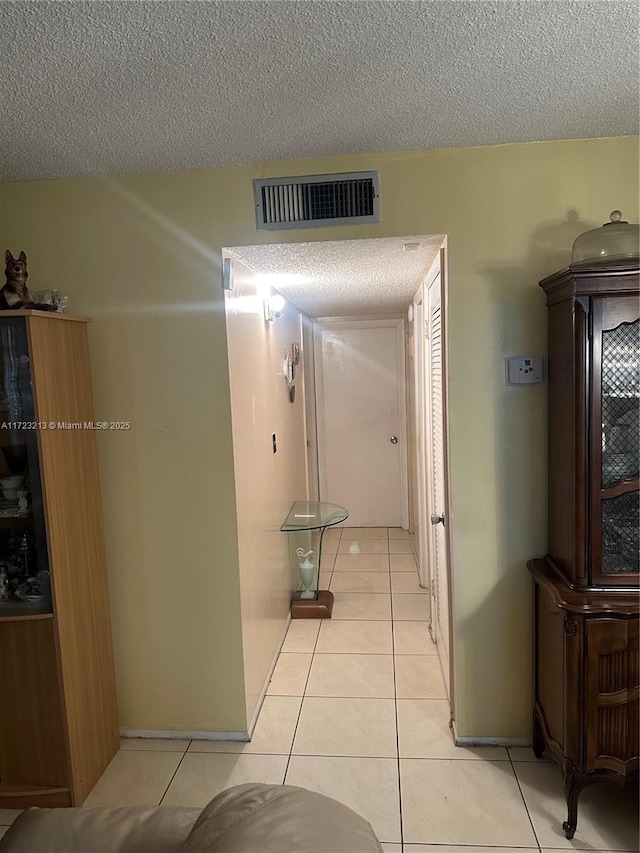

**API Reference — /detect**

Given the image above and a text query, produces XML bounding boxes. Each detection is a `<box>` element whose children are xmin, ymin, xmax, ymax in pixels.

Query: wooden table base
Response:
<box><xmin>291</xmin><ymin>590</ymin><xmax>334</xmax><ymax>619</ymax></box>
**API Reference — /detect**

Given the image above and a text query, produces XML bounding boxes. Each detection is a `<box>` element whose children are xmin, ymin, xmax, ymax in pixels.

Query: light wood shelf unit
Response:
<box><xmin>0</xmin><ymin>312</ymin><xmax>118</xmax><ymax>808</ymax></box>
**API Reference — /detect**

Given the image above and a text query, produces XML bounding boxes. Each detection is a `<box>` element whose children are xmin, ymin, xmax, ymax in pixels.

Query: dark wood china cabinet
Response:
<box><xmin>528</xmin><ymin>260</ymin><xmax>639</xmax><ymax>839</ymax></box>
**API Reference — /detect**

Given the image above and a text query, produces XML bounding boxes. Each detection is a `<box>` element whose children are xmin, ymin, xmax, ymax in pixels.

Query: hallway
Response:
<box><xmin>4</xmin><ymin>528</ymin><xmax>635</xmax><ymax>850</ymax></box>
<box><xmin>260</xmin><ymin>526</ymin><xmax>639</xmax><ymax>849</ymax></box>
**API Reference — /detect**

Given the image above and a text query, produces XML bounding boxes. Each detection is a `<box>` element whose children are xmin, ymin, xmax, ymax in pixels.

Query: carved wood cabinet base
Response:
<box><xmin>529</xmin><ymin>261</ymin><xmax>639</xmax><ymax>840</ymax></box>
<box><xmin>529</xmin><ymin>562</ymin><xmax>639</xmax><ymax>839</ymax></box>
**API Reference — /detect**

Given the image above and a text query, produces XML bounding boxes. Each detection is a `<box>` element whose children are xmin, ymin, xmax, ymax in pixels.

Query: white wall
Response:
<box><xmin>224</xmin><ymin>257</ymin><xmax>309</xmax><ymax>725</ymax></box>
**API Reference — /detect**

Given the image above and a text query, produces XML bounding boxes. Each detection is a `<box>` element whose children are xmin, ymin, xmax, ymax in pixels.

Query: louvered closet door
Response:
<box><xmin>427</xmin><ymin>271</ymin><xmax>451</xmax><ymax>698</ymax></box>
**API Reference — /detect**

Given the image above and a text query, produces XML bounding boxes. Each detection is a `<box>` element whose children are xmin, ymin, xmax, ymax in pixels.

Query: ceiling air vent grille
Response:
<box><xmin>254</xmin><ymin>171</ymin><xmax>380</xmax><ymax>230</ymax></box>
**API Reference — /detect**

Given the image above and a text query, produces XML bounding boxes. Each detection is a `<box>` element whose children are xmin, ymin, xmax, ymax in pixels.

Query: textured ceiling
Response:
<box><xmin>226</xmin><ymin>236</ymin><xmax>444</xmax><ymax>317</ymax></box>
<box><xmin>1</xmin><ymin>1</ymin><xmax>638</xmax><ymax>182</ymax></box>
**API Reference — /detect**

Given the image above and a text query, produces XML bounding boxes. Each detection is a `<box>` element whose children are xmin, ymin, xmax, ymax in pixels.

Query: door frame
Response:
<box><xmin>414</xmin><ymin>245</ymin><xmax>455</xmax><ymax>716</ymax></box>
<box><xmin>300</xmin><ymin>314</ymin><xmax>320</xmax><ymax>501</ymax></box>
<box><xmin>313</xmin><ymin>317</ymin><xmax>409</xmax><ymax>530</ymax></box>
<box><xmin>412</xmin><ymin>293</ymin><xmax>430</xmax><ymax>589</ymax></box>
<box><xmin>439</xmin><ymin>245</ymin><xmax>455</xmax><ymax>716</ymax></box>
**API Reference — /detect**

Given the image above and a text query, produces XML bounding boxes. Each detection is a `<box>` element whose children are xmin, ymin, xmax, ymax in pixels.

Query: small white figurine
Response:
<box><xmin>17</xmin><ymin>489</ymin><xmax>29</xmax><ymax>513</ymax></box>
<box><xmin>296</xmin><ymin>547</ymin><xmax>316</xmax><ymax>600</ymax></box>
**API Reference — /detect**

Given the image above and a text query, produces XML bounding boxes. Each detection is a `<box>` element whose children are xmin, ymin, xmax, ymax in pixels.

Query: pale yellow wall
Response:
<box><xmin>224</xmin><ymin>257</ymin><xmax>308</xmax><ymax>725</ymax></box>
<box><xmin>0</xmin><ymin>173</ymin><xmax>247</xmax><ymax>733</ymax></box>
<box><xmin>1</xmin><ymin>135</ymin><xmax>637</xmax><ymax>737</ymax></box>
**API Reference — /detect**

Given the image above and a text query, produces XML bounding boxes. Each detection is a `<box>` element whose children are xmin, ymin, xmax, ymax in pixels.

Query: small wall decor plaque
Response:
<box><xmin>284</xmin><ymin>352</ymin><xmax>295</xmax><ymax>385</ymax></box>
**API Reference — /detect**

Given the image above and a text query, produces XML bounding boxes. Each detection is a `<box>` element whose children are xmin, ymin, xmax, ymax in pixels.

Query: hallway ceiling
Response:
<box><xmin>226</xmin><ymin>236</ymin><xmax>444</xmax><ymax>317</ymax></box>
<box><xmin>1</xmin><ymin>1</ymin><xmax>638</xmax><ymax>182</ymax></box>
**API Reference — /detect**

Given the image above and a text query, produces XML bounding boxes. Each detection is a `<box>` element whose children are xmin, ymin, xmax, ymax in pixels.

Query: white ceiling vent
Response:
<box><xmin>254</xmin><ymin>171</ymin><xmax>380</xmax><ymax>231</ymax></box>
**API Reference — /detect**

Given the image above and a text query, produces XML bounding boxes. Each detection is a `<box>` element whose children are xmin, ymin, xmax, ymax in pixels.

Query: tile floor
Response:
<box><xmin>2</xmin><ymin>528</ymin><xmax>637</xmax><ymax>851</ymax></box>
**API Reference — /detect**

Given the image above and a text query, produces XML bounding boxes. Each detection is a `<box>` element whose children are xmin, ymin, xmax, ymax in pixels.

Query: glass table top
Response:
<box><xmin>281</xmin><ymin>501</ymin><xmax>349</xmax><ymax>532</ymax></box>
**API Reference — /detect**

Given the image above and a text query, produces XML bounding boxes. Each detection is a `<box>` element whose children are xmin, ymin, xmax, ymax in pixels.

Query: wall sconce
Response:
<box><xmin>263</xmin><ymin>293</ymin><xmax>286</xmax><ymax>322</ymax></box>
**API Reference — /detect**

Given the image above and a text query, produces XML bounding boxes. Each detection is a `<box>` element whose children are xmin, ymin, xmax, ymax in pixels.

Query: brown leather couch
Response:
<box><xmin>0</xmin><ymin>783</ymin><xmax>383</xmax><ymax>852</ymax></box>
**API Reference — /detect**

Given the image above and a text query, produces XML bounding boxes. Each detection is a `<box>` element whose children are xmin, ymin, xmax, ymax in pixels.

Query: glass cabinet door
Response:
<box><xmin>591</xmin><ymin>297</ymin><xmax>640</xmax><ymax>585</ymax></box>
<box><xmin>0</xmin><ymin>318</ymin><xmax>51</xmax><ymax>616</ymax></box>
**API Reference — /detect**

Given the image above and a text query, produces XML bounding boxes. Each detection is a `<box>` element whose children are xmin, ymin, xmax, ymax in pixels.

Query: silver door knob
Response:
<box><xmin>430</xmin><ymin>513</ymin><xmax>445</xmax><ymax>526</ymax></box>
<box><xmin>390</xmin><ymin>435</ymin><xmax>398</xmax><ymax>444</ymax></box>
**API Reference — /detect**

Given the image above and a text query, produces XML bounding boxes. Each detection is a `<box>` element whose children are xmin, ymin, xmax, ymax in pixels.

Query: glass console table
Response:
<box><xmin>281</xmin><ymin>500</ymin><xmax>349</xmax><ymax>618</ymax></box>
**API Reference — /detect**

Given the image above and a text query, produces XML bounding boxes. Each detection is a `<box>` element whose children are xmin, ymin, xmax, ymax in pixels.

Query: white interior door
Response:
<box><xmin>426</xmin><ymin>269</ymin><xmax>451</xmax><ymax>698</ymax></box>
<box><xmin>315</xmin><ymin>320</ymin><xmax>407</xmax><ymax>527</ymax></box>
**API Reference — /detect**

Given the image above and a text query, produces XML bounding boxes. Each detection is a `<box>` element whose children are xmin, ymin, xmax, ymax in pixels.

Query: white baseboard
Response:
<box><xmin>451</xmin><ymin>717</ymin><xmax>530</xmax><ymax>748</ymax></box>
<box><xmin>120</xmin><ymin>728</ymin><xmax>249</xmax><ymax>741</ymax></box>
<box><xmin>454</xmin><ymin>735</ymin><xmax>530</xmax><ymax>748</ymax></box>
<box><xmin>120</xmin><ymin>614</ymin><xmax>293</xmax><ymax>745</ymax></box>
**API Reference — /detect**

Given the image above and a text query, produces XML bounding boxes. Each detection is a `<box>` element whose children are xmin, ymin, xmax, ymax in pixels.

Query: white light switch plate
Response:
<box><xmin>506</xmin><ymin>356</ymin><xmax>543</xmax><ymax>385</ymax></box>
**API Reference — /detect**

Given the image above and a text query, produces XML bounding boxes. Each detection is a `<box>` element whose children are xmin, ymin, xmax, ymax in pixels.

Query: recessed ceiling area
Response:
<box><xmin>1</xmin><ymin>1</ymin><xmax>638</xmax><ymax>182</ymax></box>
<box><xmin>226</xmin><ymin>236</ymin><xmax>444</xmax><ymax>318</ymax></box>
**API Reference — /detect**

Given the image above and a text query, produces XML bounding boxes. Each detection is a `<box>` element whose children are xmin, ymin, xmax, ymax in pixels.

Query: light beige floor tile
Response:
<box><xmin>321</xmin><ymin>539</ymin><xmax>339</xmax><ymax>555</ymax></box>
<box><xmin>334</xmin><ymin>554</ymin><xmax>389</xmax><ymax>572</ymax></box>
<box><xmin>281</xmin><ymin>620</ymin><xmax>320</xmax><ymax>653</ymax></box>
<box><xmin>388</xmin><ymin>528</ymin><xmax>413</xmax><ymax>539</ymax></box>
<box><xmin>120</xmin><ymin>737</ymin><xmax>190</xmax><ymax>752</ymax></box>
<box><xmin>389</xmin><ymin>539</ymin><xmax>416</xmax><ymax>554</ymax></box>
<box><xmin>339</xmin><ymin>538</ymin><xmax>389</xmax><ymax>555</ymax></box>
<box><xmin>0</xmin><ymin>810</ymin><xmax>22</xmax><ymax>826</ymax></box>
<box><xmin>188</xmin><ymin>696</ymin><xmax>302</xmax><ymax>754</ymax></box>
<box><xmin>318</xmin><ymin>569</ymin><xmax>333</xmax><ymax>589</ymax></box>
<box><xmin>306</xmin><ymin>653</ymin><xmax>395</xmax><ymax>698</ymax></box>
<box><xmin>83</xmin><ymin>750</ymin><xmax>182</xmax><ymax>808</ymax></box>
<box><xmin>395</xmin><ymin>655</ymin><xmax>447</xmax><ymax>698</ymax></box>
<box><xmin>405</xmin><ymin>847</ymin><xmax>538</xmax><ymax>853</ymax></box>
<box><xmin>392</xmin><ymin>594</ymin><xmax>429</xmax><ymax>621</ymax></box>
<box><xmin>163</xmin><ymin>753</ymin><xmax>287</xmax><ymax>807</ymax></box>
<box><xmin>393</xmin><ymin>621</ymin><xmax>438</xmax><ymax>655</ymax></box>
<box><xmin>401</xmin><ymin>758</ymin><xmax>537</xmax><ymax>845</ymax></box>
<box><xmin>508</xmin><ymin>746</ymin><xmax>553</xmax><ymax>762</ymax></box>
<box><xmin>323</xmin><ymin>528</ymin><xmax>342</xmax><ymax>541</ymax></box>
<box><xmin>317</xmin><ymin>619</ymin><xmax>393</xmax><ymax>654</ymax></box>
<box><xmin>390</xmin><ymin>554</ymin><xmax>418</xmax><ymax>572</ymax></box>
<box><xmin>330</xmin><ymin>571</ymin><xmax>390</xmax><ymax>594</ymax></box>
<box><xmin>319</xmin><ymin>552</ymin><xmax>336</xmax><ymax>571</ymax></box>
<box><xmin>391</xmin><ymin>572</ymin><xmax>426</xmax><ymax>594</ymax></box>
<box><xmin>397</xmin><ymin>699</ymin><xmax>508</xmax><ymax>760</ymax></box>
<box><xmin>381</xmin><ymin>845</ymin><xmax>402</xmax><ymax>852</ymax></box>
<box><xmin>293</xmin><ymin>697</ymin><xmax>397</xmax><ymax>758</ymax></box>
<box><xmin>342</xmin><ymin>527</ymin><xmax>388</xmax><ymax>539</ymax></box>
<box><xmin>332</xmin><ymin>592</ymin><xmax>391</xmax><ymax>621</ymax></box>
<box><xmin>514</xmin><ymin>760</ymin><xmax>640</xmax><ymax>850</ymax></box>
<box><xmin>286</xmin><ymin>755</ymin><xmax>401</xmax><ymax>842</ymax></box>
<box><xmin>266</xmin><ymin>652</ymin><xmax>312</xmax><ymax>695</ymax></box>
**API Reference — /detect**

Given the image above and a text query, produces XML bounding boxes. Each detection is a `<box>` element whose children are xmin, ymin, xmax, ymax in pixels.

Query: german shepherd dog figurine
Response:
<box><xmin>1</xmin><ymin>251</ymin><xmax>55</xmax><ymax>311</ymax></box>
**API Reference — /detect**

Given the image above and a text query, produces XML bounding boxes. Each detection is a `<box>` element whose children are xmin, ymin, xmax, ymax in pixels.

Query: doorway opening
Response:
<box><xmin>222</xmin><ymin>234</ymin><xmax>454</xmax><ymax>716</ymax></box>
